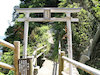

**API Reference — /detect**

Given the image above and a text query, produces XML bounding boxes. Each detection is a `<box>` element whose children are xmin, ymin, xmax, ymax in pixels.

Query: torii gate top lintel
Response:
<box><xmin>15</xmin><ymin>7</ymin><xmax>81</xmax><ymax>22</ymax></box>
<box><xmin>15</xmin><ymin>7</ymin><xmax>81</xmax><ymax>13</ymax></box>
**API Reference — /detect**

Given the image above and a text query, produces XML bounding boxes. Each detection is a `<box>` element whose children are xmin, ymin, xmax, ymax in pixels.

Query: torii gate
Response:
<box><xmin>15</xmin><ymin>7</ymin><xmax>81</xmax><ymax>75</ymax></box>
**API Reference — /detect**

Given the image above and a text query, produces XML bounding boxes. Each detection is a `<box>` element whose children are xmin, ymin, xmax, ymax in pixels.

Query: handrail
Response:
<box><xmin>62</xmin><ymin>56</ymin><xmax>100</xmax><ymax>75</ymax></box>
<box><xmin>58</xmin><ymin>41</ymin><xmax>61</xmax><ymax>54</ymax></box>
<box><xmin>32</xmin><ymin>45</ymin><xmax>47</xmax><ymax>56</ymax></box>
<box><xmin>37</xmin><ymin>49</ymin><xmax>47</xmax><ymax>58</ymax></box>
<box><xmin>27</xmin><ymin>45</ymin><xmax>47</xmax><ymax>66</ymax></box>
<box><xmin>0</xmin><ymin>39</ymin><xmax>15</xmax><ymax>50</ymax></box>
<box><xmin>29</xmin><ymin>45</ymin><xmax>47</xmax><ymax>74</ymax></box>
<box><xmin>0</xmin><ymin>62</ymin><xmax>15</xmax><ymax>71</ymax></box>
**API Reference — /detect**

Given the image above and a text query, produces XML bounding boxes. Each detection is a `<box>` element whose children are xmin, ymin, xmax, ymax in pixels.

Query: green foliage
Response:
<box><xmin>1</xmin><ymin>51</ymin><xmax>13</xmax><ymax>65</ymax></box>
<box><xmin>58</xmin><ymin>0</ymin><xmax>67</xmax><ymax>7</ymax></box>
<box><xmin>18</xmin><ymin>14</ymin><xmax>25</xmax><ymax>18</ymax></box>
<box><xmin>0</xmin><ymin>72</ymin><xmax>5</xmax><ymax>75</ymax></box>
<box><xmin>0</xmin><ymin>50</ymin><xmax>13</xmax><ymax>74</ymax></box>
<box><xmin>28</xmin><ymin>25</ymin><xmax>51</xmax><ymax>56</ymax></box>
<box><xmin>20</xmin><ymin>0</ymin><xmax>59</xmax><ymax>8</ymax></box>
<box><xmin>29</xmin><ymin>25</ymin><xmax>50</xmax><ymax>43</ymax></box>
<box><xmin>7</xmin><ymin>70</ymin><xmax>14</xmax><ymax>75</ymax></box>
<box><xmin>92</xmin><ymin>3</ymin><xmax>100</xmax><ymax>20</ymax></box>
<box><xmin>4</xmin><ymin>23</ymin><xmax>24</xmax><ymax>44</ymax></box>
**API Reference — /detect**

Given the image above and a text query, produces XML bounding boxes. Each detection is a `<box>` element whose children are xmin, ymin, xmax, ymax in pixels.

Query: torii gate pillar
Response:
<box><xmin>66</xmin><ymin>12</ymin><xmax>73</xmax><ymax>75</ymax></box>
<box><xmin>23</xmin><ymin>12</ymin><xmax>29</xmax><ymax>58</ymax></box>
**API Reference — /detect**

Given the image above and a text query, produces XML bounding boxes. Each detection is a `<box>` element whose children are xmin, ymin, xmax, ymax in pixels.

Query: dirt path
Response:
<box><xmin>37</xmin><ymin>59</ymin><xmax>58</xmax><ymax>75</ymax></box>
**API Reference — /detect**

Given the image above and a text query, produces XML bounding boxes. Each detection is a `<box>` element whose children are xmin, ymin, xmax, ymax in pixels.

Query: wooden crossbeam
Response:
<box><xmin>17</xmin><ymin>17</ymin><xmax>79</xmax><ymax>22</ymax></box>
<box><xmin>0</xmin><ymin>39</ymin><xmax>15</xmax><ymax>50</ymax></box>
<box><xmin>0</xmin><ymin>62</ymin><xmax>15</xmax><ymax>71</ymax></box>
<box><xmin>15</xmin><ymin>8</ymin><xmax>81</xmax><ymax>13</ymax></box>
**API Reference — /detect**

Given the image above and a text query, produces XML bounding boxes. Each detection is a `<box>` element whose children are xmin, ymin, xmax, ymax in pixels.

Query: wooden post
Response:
<box><xmin>14</xmin><ymin>41</ymin><xmax>20</xmax><ymax>75</ymax></box>
<box><xmin>59</xmin><ymin>51</ymin><xmax>65</xmax><ymax>75</ymax></box>
<box><xmin>66</xmin><ymin>12</ymin><xmax>73</xmax><ymax>75</ymax></box>
<box><xmin>23</xmin><ymin>13</ymin><xmax>29</xmax><ymax>58</ymax></box>
<box><xmin>32</xmin><ymin>52</ymin><xmax>36</xmax><ymax>75</ymax></box>
<box><xmin>58</xmin><ymin>40</ymin><xmax>61</xmax><ymax>65</ymax></box>
<box><xmin>29</xmin><ymin>58</ymin><xmax>33</xmax><ymax>75</ymax></box>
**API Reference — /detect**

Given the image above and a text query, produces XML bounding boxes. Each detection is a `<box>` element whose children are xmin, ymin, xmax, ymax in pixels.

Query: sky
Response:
<box><xmin>0</xmin><ymin>0</ymin><xmax>20</xmax><ymax>39</ymax></box>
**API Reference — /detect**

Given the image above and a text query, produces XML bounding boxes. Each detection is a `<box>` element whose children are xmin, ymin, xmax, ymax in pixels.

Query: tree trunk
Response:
<box><xmin>80</xmin><ymin>25</ymin><xmax>100</xmax><ymax>63</ymax></box>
